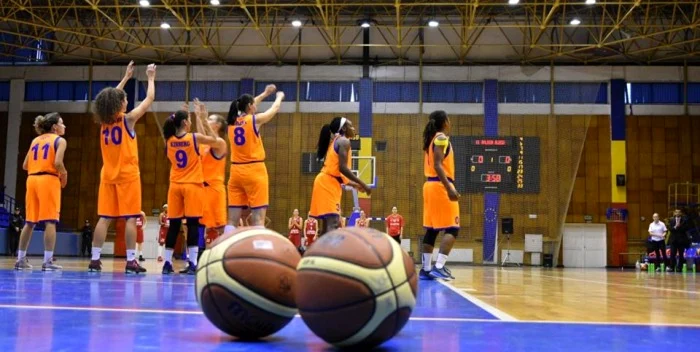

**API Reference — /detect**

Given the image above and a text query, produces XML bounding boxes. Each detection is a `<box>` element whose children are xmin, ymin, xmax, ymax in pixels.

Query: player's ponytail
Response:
<box><xmin>163</xmin><ymin>110</ymin><xmax>189</xmax><ymax>140</ymax></box>
<box><xmin>316</xmin><ymin>116</ymin><xmax>344</xmax><ymax>161</ymax></box>
<box><xmin>227</xmin><ymin>94</ymin><xmax>255</xmax><ymax>125</ymax></box>
<box><xmin>423</xmin><ymin>110</ymin><xmax>448</xmax><ymax>151</ymax></box>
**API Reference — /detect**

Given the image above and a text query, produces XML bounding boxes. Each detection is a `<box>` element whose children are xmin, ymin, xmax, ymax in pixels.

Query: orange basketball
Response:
<box><xmin>295</xmin><ymin>227</ymin><xmax>417</xmax><ymax>349</ymax></box>
<box><xmin>196</xmin><ymin>227</ymin><xmax>302</xmax><ymax>339</ymax></box>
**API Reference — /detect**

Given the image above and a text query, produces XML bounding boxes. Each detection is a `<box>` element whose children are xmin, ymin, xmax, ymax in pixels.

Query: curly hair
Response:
<box><xmin>93</xmin><ymin>87</ymin><xmax>126</xmax><ymax>124</ymax></box>
<box><xmin>33</xmin><ymin>112</ymin><xmax>61</xmax><ymax>135</ymax></box>
<box><xmin>422</xmin><ymin>110</ymin><xmax>448</xmax><ymax>151</ymax></box>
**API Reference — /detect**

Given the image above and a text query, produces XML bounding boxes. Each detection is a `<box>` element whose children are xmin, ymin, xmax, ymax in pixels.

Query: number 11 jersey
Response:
<box><xmin>100</xmin><ymin>114</ymin><xmax>140</xmax><ymax>184</ymax></box>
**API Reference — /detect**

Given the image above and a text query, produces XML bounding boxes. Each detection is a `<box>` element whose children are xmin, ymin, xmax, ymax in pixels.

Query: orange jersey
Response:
<box><xmin>320</xmin><ymin>136</ymin><xmax>352</xmax><ymax>183</ymax></box>
<box><xmin>424</xmin><ymin>132</ymin><xmax>455</xmax><ymax>181</ymax></box>
<box><xmin>228</xmin><ymin>114</ymin><xmax>265</xmax><ymax>163</ymax></box>
<box><xmin>166</xmin><ymin>133</ymin><xmax>204</xmax><ymax>184</ymax></box>
<box><xmin>27</xmin><ymin>134</ymin><xmax>61</xmax><ymax>176</ymax></box>
<box><xmin>201</xmin><ymin>145</ymin><xmax>226</xmax><ymax>185</ymax></box>
<box><xmin>100</xmin><ymin>114</ymin><xmax>140</xmax><ymax>183</ymax></box>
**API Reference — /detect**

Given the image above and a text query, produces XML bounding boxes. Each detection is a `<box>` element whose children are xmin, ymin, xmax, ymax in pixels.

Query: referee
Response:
<box><xmin>648</xmin><ymin>213</ymin><xmax>668</xmax><ymax>270</ymax></box>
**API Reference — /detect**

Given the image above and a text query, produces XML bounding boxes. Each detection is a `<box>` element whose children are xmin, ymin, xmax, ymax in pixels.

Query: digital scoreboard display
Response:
<box><xmin>463</xmin><ymin>136</ymin><xmax>540</xmax><ymax>193</ymax></box>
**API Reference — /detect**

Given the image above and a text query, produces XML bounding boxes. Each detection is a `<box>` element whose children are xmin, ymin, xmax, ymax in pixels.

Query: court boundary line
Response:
<box><xmin>436</xmin><ymin>280</ymin><xmax>517</xmax><ymax>321</ymax></box>
<box><xmin>2</xmin><ymin>304</ymin><xmax>699</xmax><ymax>328</ymax></box>
<box><xmin>528</xmin><ymin>272</ymin><xmax>700</xmax><ymax>296</ymax></box>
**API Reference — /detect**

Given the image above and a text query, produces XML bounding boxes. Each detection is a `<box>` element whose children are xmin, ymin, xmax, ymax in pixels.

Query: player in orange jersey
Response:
<box><xmin>288</xmin><ymin>209</ymin><xmax>303</xmax><ymax>248</ymax></box>
<box><xmin>303</xmin><ymin>211</ymin><xmax>318</xmax><ymax>248</ymax></box>
<box><xmin>161</xmin><ymin>110</ymin><xmax>221</xmax><ymax>275</ymax></box>
<box><xmin>309</xmin><ymin>117</ymin><xmax>371</xmax><ymax>237</ymax></box>
<box><xmin>136</xmin><ymin>211</ymin><xmax>147</xmax><ymax>261</ymax></box>
<box><xmin>14</xmin><ymin>113</ymin><xmax>67</xmax><ymax>271</ymax></box>
<box><xmin>157</xmin><ymin>204</ymin><xmax>168</xmax><ymax>262</ymax></box>
<box><xmin>225</xmin><ymin>85</ymin><xmax>285</xmax><ymax>230</ymax></box>
<box><xmin>421</xmin><ymin>110</ymin><xmax>460</xmax><ymax>281</ymax></box>
<box><xmin>356</xmin><ymin>210</ymin><xmax>370</xmax><ymax>228</ymax></box>
<box><xmin>89</xmin><ymin>61</ymin><xmax>155</xmax><ymax>274</ymax></box>
<box><xmin>191</xmin><ymin>99</ymin><xmax>228</xmax><ymax>249</ymax></box>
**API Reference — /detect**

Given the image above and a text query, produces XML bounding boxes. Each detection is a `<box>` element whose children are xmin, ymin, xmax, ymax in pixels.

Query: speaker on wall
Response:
<box><xmin>616</xmin><ymin>174</ymin><xmax>626</xmax><ymax>186</ymax></box>
<box><xmin>501</xmin><ymin>217</ymin><xmax>513</xmax><ymax>235</ymax></box>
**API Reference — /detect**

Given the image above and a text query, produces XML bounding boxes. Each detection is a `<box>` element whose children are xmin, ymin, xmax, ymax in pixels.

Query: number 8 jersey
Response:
<box><xmin>228</xmin><ymin>114</ymin><xmax>265</xmax><ymax>163</ymax></box>
<box><xmin>166</xmin><ymin>133</ymin><xmax>204</xmax><ymax>184</ymax></box>
<box><xmin>100</xmin><ymin>113</ymin><xmax>140</xmax><ymax>183</ymax></box>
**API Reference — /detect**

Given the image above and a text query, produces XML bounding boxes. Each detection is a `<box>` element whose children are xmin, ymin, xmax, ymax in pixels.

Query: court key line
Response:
<box><xmin>436</xmin><ymin>280</ymin><xmax>518</xmax><ymax>321</ymax></box>
<box><xmin>1</xmin><ymin>304</ymin><xmax>699</xmax><ymax>328</ymax></box>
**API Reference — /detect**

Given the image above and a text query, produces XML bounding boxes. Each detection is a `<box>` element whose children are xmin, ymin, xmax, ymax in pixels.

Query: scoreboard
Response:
<box><xmin>463</xmin><ymin>136</ymin><xmax>540</xmax><ymax>194</ymax></box>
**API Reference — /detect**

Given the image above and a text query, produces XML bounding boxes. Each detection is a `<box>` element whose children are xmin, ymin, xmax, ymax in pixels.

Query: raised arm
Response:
<box><xmin>126</xmin><ymin>64</ymin><xmax>157</xmax><ymax>126</ymax></box>
<box><xmin>254</xmin><ymin>91</ymin><xmax>285</xmax><ymax>127</ymax></box>
<box><xmin>116</xmin><ymin>61</ymin><xmax>134</xmax><ymax>90</ymax></box>
<box><xmin>255</xmin><ymin>84</ymin><xmax>277</xmax><ymax>106</ymax></box>
<box><xmin>193</xmin><ymin>99</ymin><xmax>227</xmax><ymax>153</ymax></box>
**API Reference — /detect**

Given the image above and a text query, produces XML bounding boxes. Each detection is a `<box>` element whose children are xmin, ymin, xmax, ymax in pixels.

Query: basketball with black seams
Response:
<box><xmin>195</xmin><ymin>227</ymin><xmax>302</xmax><ymax>339</ymax></box>
<box><xmin>295</xmin><ymin>227</ymin><xmax>418</xmax><ymax>349</ymax></box>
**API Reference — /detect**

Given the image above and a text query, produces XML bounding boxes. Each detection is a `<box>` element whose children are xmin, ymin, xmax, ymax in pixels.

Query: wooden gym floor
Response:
<box><xmin>0</xmin><ymin>257</ymin><xmax>697</xmax><ymax>351</ymax></box>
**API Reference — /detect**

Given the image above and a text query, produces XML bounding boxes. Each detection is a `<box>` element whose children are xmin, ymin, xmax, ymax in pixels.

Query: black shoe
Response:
<box><xmin>162</xmin><ymin>261</ymin><xmax>175</xmax><ymax>275</ymax></box>
<box><xmin>179</xmin><ymin>261</ymin><xmax>196</xmax><ymax>275</ymax></box>
<box><xmin>138</xmin><ymin>255</ymin><xmax>145</xmax><ymax>262</ymax></box>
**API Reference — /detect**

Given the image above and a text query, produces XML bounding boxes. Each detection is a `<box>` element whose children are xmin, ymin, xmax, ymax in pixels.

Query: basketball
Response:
<box><xmin>295</xmin><ymin>227</ymin><xmax>417</xmax><ymax>348</ymax></box>
<box><xmin>195</xmin><ymin>227</ymin><xmax>302</xmax><ymax>339</ymax></box>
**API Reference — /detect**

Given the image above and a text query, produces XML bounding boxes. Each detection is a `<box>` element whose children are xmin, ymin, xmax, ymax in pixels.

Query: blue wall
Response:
<box><xmin>0</xmin><ymin>228</ymin><xmax>80</xmax><ymax>256</ymax></box>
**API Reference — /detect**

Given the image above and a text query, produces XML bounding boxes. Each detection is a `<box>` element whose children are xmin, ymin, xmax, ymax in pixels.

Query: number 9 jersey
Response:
<box><xmin>166</xmin><ymin>133</ymin><xmax>205</xmax><ymax>219</ymax></box>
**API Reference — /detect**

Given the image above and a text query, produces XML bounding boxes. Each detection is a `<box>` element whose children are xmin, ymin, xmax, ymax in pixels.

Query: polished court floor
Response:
<box><xmin>0</xmin><ymin>257</ymin><xmax>698</xmax><ymax>351</ymax></box>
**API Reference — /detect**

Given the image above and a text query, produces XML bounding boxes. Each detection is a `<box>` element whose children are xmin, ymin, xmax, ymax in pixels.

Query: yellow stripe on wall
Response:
<box><xmin>610</xmin><ymin>140</ymin><xmax>627</xmax><ymax>203</ymax></box>
<box><xmin>358</xmin><ymin>137</ymin><xmax>373</xmax><ymax>200</ymax></box>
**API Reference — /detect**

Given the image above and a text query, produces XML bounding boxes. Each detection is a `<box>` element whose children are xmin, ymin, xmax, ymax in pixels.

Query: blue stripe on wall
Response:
<box><xmin>359</xmin><ymin>77</ymin><xmax>372</xmax><ymax>137</ymax></box>
<box><xmin>124</xmin><ymin>79</ymin><xmax>135</xmax><ymax>111</ymax></box>
<box><xmin>483</xmin><ymin>79</ymin><xmax>499</xmax><ymax>262</ymax></box>
<box><xmin>240</xmin><ymin>78</ymin><xmax>254</xmax><ymax>95</ymax></box>
<box><xmin>610</xmin><ymin>79</ymin><xmax>626</xmax><ymax>141</ymax></box>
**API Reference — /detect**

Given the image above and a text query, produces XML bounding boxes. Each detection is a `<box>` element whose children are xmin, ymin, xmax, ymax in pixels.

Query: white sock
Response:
<box><xmin>17</xmin><ymin>250</ymin><xmax>27</xmax><ymax>260</ymax></box>
<box><xmin>44</xmin><ymin>251</ymin><xmax>54</xmax><ymax>263</ymax></box>
<box><xmin>139</xmin><ymin>251</ymin><xmax>143</xmax><ymax>256</ymax></box>
<box><xmin>435</xmin><ymin>253</ymin><xmax>448</xmax><ymax>269</ymax></box>
<box><xmin>91</xmin><ymin>247</ymin><xmax>102</xmax><ymax>261</ymax></box>
<box><xmin>422</xmin><ymin>253</ymin><xmax>432</xmax><ymax>271</ymax></box>
<box><xmin>126</xmin><ymin>249</ymin><xmax>136</xmax><ymax>262</ymax></box>
<box><xmin>165</xmin><ymin>248</ymin><xmax>173</xmax><ymax>263</ymax></box>
<box><xmin>158</xmin><ymin>245</ymin><xmax>163</xmax><ymax>257</ymax></box>
<box><xmin>188</xmin><ymin>246</ymin><xmax>199</xmax><ymax>266</ymax></box>
<box><xmin>224</xmin><ymin>225</ymin><xmax>236</xmax><ymax>234</ymax></box>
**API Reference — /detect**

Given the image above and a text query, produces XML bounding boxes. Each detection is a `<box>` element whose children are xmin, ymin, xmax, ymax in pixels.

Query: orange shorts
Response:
<box><xmin>422</xmin><ymin>180</ymin><xmax>460</xmax><ymax>230</ymax></box>
<box><xmin>168</xmin><ymin>182</ymin><xmax>205</xmax><ymax>219</ymax></box>
<box><xmin>309</xmin><ymin>172</ymin><xmax>343</xmax><ymax>219</ymax></box>
<box><xmin>228</xmin><ymin>162</ymin><xmax>269</xmax><ymax>209</ymax></box>
<box><xmin>202</xmin><ymin>181</ymin><xmax>227</xmax><ymax>228</ymax></box>
<box><xmin>25</xmin><ymin>174</ymin><xmax>61</xmax><ymax>224</ymax></box>
<box><xmin>98</xmin><ymin>179</ymin><xmax>142</xmax><ymax>218</ymax></box>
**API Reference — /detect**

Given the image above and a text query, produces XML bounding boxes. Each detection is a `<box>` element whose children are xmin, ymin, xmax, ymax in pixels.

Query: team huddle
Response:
<box><xmin>13</xmin><ymin>61</ymin><xmax>462</xmax><ymax>280</ymax></box>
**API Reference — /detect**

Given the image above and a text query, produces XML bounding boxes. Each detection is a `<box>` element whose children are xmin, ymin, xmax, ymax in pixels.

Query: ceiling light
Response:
<box><xmin>428</xmin><ymin>20</ymin><xmax>439</xmax><ymax>28</ymax></box>
<box><xmin>508</xmin><ymin>0</ymin><xmax>520</xmax><ymax>5</ymax></box>
<box><xmin>570</xmin><ymin>18</ymin><xmax>581</xmax><ymax>25</ymax></box>
<box><xmin>160</xmin><ymin>22</ymin><xmax>171</xmax><ymax>29</ymax></box>
<box><xmin>292</xmin><ymin>20</ymin><xmax>302</xmax><ymax>27</ymax></box>
<box><xmin>139</xmin><ymin>0</ymin><xmax>150</xmax><ymax>7</ymax></box>
<box><xmin>210</xmin><ymin>0</ymin><xmax>220</xmax><ymax>5</ymax></box>
<box><xmin>585</xmin><ymin>0</ymin><xmax>596</xmax><ymax>4</ymax></box>
<box><xmin>360</xmin><ymin>21</ymin><xmax>371</xmax><ymax>28</ymax></box>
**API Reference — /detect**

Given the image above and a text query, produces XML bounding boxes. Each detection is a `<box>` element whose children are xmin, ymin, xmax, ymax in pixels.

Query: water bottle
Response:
<box><xmin>683</xmin><ymin>263</ymin><xmax>687</xmax><ymax>273</ymax></box>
